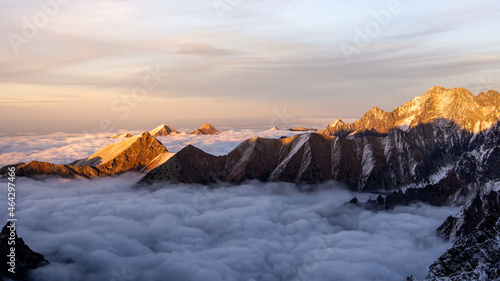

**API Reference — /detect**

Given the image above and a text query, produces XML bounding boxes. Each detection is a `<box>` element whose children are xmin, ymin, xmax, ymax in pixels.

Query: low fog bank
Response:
<box><xmin>0</xmin><ymin>175</ymin><xmax>458</xmax><ymax>281</ymax></box>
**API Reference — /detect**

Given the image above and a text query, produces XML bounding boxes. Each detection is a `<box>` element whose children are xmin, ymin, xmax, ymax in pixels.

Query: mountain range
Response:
<box><xmin>317</xmin><ymin>86</ymin><xmax>500</xmax><ymax>136</ymax></box>
<box><xmin>1</xmin><ymin>86</ymin><xmax>500</xmax><ymax>280</ymax></box>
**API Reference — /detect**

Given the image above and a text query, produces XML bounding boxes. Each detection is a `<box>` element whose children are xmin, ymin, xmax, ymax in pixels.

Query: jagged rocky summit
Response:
<box><xmin>318</xmin><ymin>87</ymin><xmax>500</xmax><ymax>137</ymax></box>
<box><xmin>0</xmin><ymin>133</ymin><xmax>171</xmax><ymax>178</ymax></box>
<box><xmin>0</xmin><ymin>222</ymin><xmax>48</xmax><ymax>281</ymax></box>
<box><xmin>190</xmin><ymin>123</ymin><xmax>221</xmax><ymax>135</ymax></box>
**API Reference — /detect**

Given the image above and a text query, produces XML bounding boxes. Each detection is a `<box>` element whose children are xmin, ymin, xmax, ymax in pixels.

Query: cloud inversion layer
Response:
<box><xmin>1</xmin><ymin>175</ymin><xmax>458</xmax><ymax>281</ymax></box>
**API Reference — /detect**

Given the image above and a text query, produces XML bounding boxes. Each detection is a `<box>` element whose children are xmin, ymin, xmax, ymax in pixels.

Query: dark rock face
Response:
<box><xmin>0</xmin><ymin>133</ymin><xmax>168</xmax><ymax>179</ymax></box>
<box><xmin>425</xmin><ymin>191</ymin><xmax>500</xmax><ymax>281</ymax></box>
<box><xmin>0</xmin><ymin>222</ymin><xmax>48</xmax><ymax>281</ymax></box>
<box><xmin>437</xmin><ymin>191</ymin><xmax>500</xmax><ymax>241</ymax></box>
<box><xmin>225</xmin><ymin>134</ymin><xmax>333</xmax><ymax>184</ymax></box>
<box><xmin>140</xmin><ymin>145</ymin><xmax>227</xmax><ymax>185</ymax></box>
<box><xmin>365</xmin><ymin>172</ymin><xmax>467</xmax><ymax>210</ymax></box>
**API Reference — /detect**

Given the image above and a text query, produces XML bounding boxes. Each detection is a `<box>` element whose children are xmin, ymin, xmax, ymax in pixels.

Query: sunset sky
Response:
<box><xmin>1</xmin><ymin>0</ymin><xmax>499</xmax><ymax>134</ymax></box>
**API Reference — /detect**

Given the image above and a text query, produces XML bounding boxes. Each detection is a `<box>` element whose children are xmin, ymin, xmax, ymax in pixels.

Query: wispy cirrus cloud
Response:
<box><xmin>1</xmin><ymin>0</ymin><xmax>500</xmax><ymax>133</ymax></box>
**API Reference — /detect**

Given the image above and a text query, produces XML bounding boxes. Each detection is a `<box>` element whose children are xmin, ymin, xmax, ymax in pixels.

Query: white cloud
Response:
<box><xmin>0</xmin><ymin>175</ymin><xmax>458</xmax><ymax>281</ymax></box>
<box><xmin>0</xmin><ymin>133</ymin><xmax>122</xmax><ymax>166</ymax></box>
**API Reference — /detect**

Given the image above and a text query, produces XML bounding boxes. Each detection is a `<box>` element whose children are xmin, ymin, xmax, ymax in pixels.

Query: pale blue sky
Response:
<box><xmin>1</xmin><ymin>0</ymin><xmax>499</xmax><ymax>133</ymax></box>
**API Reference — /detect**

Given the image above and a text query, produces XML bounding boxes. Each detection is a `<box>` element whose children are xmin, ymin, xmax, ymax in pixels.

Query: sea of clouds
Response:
<box><xmin>1</xmin><ymin>176</ymin><xmax>458</xmax><ymax>281</ymax></box>
<box><xmin>0</xmin><ymin>130</ymin><xmax>459</xmax><ymax>281</ymax></box>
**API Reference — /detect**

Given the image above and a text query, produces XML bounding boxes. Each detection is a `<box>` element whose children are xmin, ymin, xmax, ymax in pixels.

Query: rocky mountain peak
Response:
<box><xmin>329</xmin><ymin>118</ymin><xmax>345</xmax><ymax>128</ymax></box>
<box><xmin>476</xmin><ymin>90</ymin><xmax>500</xmax><ymax>107</ymax></box>
<box><xmin>140</xmin><ymin>144</ymin><xmax>226</xmax><ymax>185</ymax></box>
<box><xmin>149</xmin><ymin>124</ymin><xmax>178</xmax><ymax>137</ymax></box>
<box><xmin>190</xmin><ymin>123</ymin><xmax>221</xmax><ymax>135</ymax></box>
<box><xmin>426</xmin><ymin>86</ymin><xmax>474</xmax><ymax>99</ymax></box>
<box><xmin>72</xmin><ymin>132</ymin><xmax>164</xmax><ymax>166</ymax></box>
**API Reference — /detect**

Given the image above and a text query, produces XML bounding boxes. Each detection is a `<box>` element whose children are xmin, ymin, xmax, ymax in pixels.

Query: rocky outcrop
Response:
<box><xmin>438</xmin><ymin>190</ymin><xmax>500</xmax><ymax>241</ymax></box>
<box><xmin>0</xmin><ymin>133</ymin><xmax>169</xmax><ymax>178</ymax></box>
<box><xmin>270</xmin><ymin>126</ymin><xmax>279</xmax><ymax>130</ymax></box>
<box><xmin>149</xmin><ymin>124</ymin><xmax>178</xmax><ymax>137</ymax></box>
<box><xmin>318</xmin><ymin>87</ymin><xmax>500</xmax><ymax>137</ymax></box>
<box><xmin>424</xmin><ymin>190</ymin><xmax>500</xmax><ymax>281</ymax></box>
<box><xmin>363</xmin><ymin>171</ymin><xmax>467</xmax><ymax>210</ymax></box>
<box><xmin>0</xmin><ymin>222</ymin><xmax>48</xmax><ymax>281</ymax></box>
<box><xmin>190</xmin><ymin>123</ymin><xmax>221</xmax><ymax>135</ymax></box>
